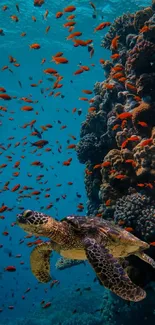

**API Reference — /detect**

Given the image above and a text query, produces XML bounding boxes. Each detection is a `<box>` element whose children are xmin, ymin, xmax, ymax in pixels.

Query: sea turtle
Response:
<box><xmin>17</xmin><ymin>210</ymin><xmax>155</xmax><ymax>302</ymax></box>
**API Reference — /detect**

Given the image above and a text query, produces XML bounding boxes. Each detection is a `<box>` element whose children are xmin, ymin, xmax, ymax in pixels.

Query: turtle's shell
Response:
<box><xmin>64</xmin><ymin>215</ymin><xmax>149</xmax><ymax>250</ymax></box>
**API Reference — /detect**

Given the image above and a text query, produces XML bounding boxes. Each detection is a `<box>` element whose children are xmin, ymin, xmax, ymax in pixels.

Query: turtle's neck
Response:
<box><xmin>43</xmin><ymin>217</ymin><xmax>73</xmax><ymax>246</ymax></box>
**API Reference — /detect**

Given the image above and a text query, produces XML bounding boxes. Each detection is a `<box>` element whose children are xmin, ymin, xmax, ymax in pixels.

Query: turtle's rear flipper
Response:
<box><xmin>135</xmin><ymin>251</ymin><xmax>155</xmax><ymax>268</ymax></box>
<box><xmin>83</xmin><ymin>238</ymin><xmax>146</xmax><ymax>302</ymax></box>
<box><xmin>30</xmin><ymin>242</ymin><xmax>53</xmax><ymax>283</ymax></box>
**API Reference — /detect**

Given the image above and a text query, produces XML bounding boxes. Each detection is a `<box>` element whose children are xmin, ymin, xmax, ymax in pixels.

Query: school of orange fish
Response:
<box><xmin>0</xmin><ymin>1</ymin><xmax>115</xmax><ymax>313</ymax></box>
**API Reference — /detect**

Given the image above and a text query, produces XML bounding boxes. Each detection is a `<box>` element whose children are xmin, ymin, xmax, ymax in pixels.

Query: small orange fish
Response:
<box><xmin>10</xmin><ymin>15</ymin><xmax>19</xmax><ymax>22</ymax></box>
<box><xmin>29</xmin><ymin>43</ymin><xmax>40</xmax><ymax>50</ymax></box>
<box><xmin>138</xmin><ymin>121</ymin><xmax>148</xmax><ymax>127</ymax></box>
<box><xmin>55</xmin><ymin>12</ymin><xmax>63</xmax><ymax>18</ymax></box>
<box><xmin>125</xmin><ymin>82</ymin><xmax>137</xmax><ymax>93</ymax></box>
<box><xmin>140</xmin><ymin>26</ymin><xmax>150</xmax><ymax>33</ymax></box>
<box><xmin>105</xmin><ymin>199</ymin><xmax>111</xmax><ymax>207</ymax></box>
<box><xmin>31</xmin><ymin>191</ymin><xmax>41</xmax><ymax>195</ymax></box>
<box><xmin>119</xmin><ymin>77</ymin><xmax>127</xmax><ymax>83</ymax></box>
<box><xmin>63</xmin><ymin>21</ymin><xmax>76</xmax><ymax>27</ymax></box>
<box><xmin>66</xmin><ymin>31</ymin><xmax>82</xmax><ymax>40</ymax></box>
<box><xmin>63</xmin><ymin>159</ymin><xmax>72</xmax><ymax>166</ymax></box>
<box><xmin>88</xmin><ymin>107</ymin><xmax>96</xmax><ymax>113</ymax></box>
<box><xmin>64</xmin><ymin>6</ymin><xmax>76</xmax><ymax>12</ymax></box>
<box><xmin>82</xmin><ymin>90</ymin><xmax>92</xmax><ymax>94</ymax></box>
<box><xmin>11</xmin><ymin>184</ymin><xmax>20</xmax><ymax>192</ymax></box>
<box><xmin>145</xmin><ymin>183</ymin><xmax>153</xmax><ymax>189</ymax></box>
<box><xmin>118</xmin><ymin>220</ymin><xmax>125</xmax><ymax>226</ymax></box>
<box><xmin>117</xmin><ymin>112</ymin><xmax>132</xmax><ymax>120</ymax></box>
<box><xmin>67</xmin><ymin>144</ymin><xmax>76</xmax><ymax>149</ymax></box>
<box><xmin>21</xmin><ymin>106</ymin><xmax>33</xmax><ymax>111</ymax></box>
<box><xmin>150</xmin><ymin>242</ymin><xmax>155</xmax><ymax>246</ymax></box>
<box><xmin>79</xmin><ymin>97</ymin><xmax>88</xmax><ymax>101</ymax></box>
<box><xmin>74</xmin><ymin>69</ymin><xmax>84</xmax><ymax>75</ymax></box>
<box><xmin>100</xmin><ymin>59</ymin><xmax>105</xmax><ymax>64</ymax></box>
<box><xmin>93</xmin><ymin>164</ymin><xmax>101</xmax><ymax>169</ymax></box>
<box><xmin>0</xmin><ymin>94</ymin><xmax>11</xmax><ymax>100</ymax></box>
<box><xmin>13</xmin><ymin>172</ymin><xmax>20</xmax><ymax>177</ymax></box>
<box><xmin>115</xmin><ymin>174</ymin><xmax>126</xmax><ymax>180</ymax></box>
<box><xmin>85</xmin><ymin>168</ymin><xmax>92</xmax><ymax>175</ymax></box>
<box><xmin>21</xmin><ymin>32</ymin><xmax>26</xmax><ymax>37</ymax></box>
<box><xmin>101</xmin><ymin>161</ymin><xmax>111</xmax><ymax>167</ymax></box>
<box><xmin>44</xmin><ymin>68</ymin><xmax>57</xmax><ymax>74</ymax></box>
<box><xmin>52</xmin><ymin>52</ymin><xmax>63</xmax><ymax>58</ymax></box>
<box><xmin>0</xmin><ymin>205</ymin><xmax>8</xmax><ymax>213</ymax></box>
<box><xmin>67</xmin><ymin>14</ymin><xmax>75</xmax><ymax>20</ymax></box>
<box><xmin>52</xmin><ymin>57</ymin><xmax>68</xmax><ymax>64</ymax></box>
<box><xmin>103</xmin><ymin>83</ymin><xmax>115</xmax><ymax>90</ymax></box>
<box><xmin>111</xmin><ymin>35</ymin><xmax>120</xmax><ymax>50</ymax></box>
<box><xmin>112</xmin><ymin>72</ymin><xmax>124</xmax><ymax>79</ymax></box>
<box><xmin>77</xmin><ymin>204</ymin><xmax>84</xmax><ymax>210</ymax></box>
<box><xmin>125</xmin><ymin>227</ymin><xmax>134</xmax><ymax>233</ymax></box>
<box><xmin>94</xmin><ymin>22</ymin><xmax>111</xmax><ymax>32</ymax></box>
<box><xmin>128</xmin><ymin>136</ymin><xmax>139</xmax><ymax>142</ymax></box>
<box><xmin>140</xmin><ymin>138</ymin><xmax>152</xmax><ymax>147</ymax></box>
<box><xmin>81</xmin><ymin>66</ymin><xmax>90</xmax><ymax>71</ymax></box>
<box><xmin>112</xmin><ymin>124</ymin><xmax>120</xmax><ymax>131</ymax></box>
<box><xmin>137</xmin><ymin>183</ymin><xmax>145</xmax><ymax>187</ymax></box>
<box><xmin>111</xmin><ymin>53</ymin><xmax>120</xmax><ymax>59</ymax></box>
<box><xmin>125</xmin><ymin>159</ymin><xmax>136</xmax><ymax>167</ymax></box>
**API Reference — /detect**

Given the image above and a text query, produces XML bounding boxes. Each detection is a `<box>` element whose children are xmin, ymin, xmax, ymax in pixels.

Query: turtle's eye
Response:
<box><xmin>23</xmin><ymin>210</ymin><xmax>33</xmax><ymax>218</ymax></box>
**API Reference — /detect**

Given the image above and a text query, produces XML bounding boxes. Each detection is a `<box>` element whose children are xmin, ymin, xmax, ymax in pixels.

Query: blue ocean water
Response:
<box><xmin>0</xmin><ymin>0</ymin><xmax>154</xmax><ymax>324</ymax></box>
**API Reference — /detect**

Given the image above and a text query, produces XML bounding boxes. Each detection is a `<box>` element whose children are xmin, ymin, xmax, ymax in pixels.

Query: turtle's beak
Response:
<box><xmin>17</xmin><ymin>212</ymin><xmax>27</xmax><ymax>224</ymax></box>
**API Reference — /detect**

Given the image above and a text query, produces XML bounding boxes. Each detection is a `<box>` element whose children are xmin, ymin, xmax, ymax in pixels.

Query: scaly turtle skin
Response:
<box><xmin>17</xmin><ymin>210</ymin><xmax>155</xmax><ymax>302</ymax></box>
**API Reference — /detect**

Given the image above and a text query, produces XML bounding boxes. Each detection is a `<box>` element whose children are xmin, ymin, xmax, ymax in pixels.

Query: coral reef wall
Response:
<box><xmin>77</xmin><ymin>1</ymin><xmax>155</xmax><ymax>286</ymax></box>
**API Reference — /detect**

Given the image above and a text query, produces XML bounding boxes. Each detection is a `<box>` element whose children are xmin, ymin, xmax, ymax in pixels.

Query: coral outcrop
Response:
<box><xmin>77</xmin><ymin>1</ymin><xmax>155</xmax><ymax>289</ymax></box>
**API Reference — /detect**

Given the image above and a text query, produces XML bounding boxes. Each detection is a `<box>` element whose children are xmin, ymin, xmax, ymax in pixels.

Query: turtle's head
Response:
<box><xmin>17</xmin><ymin>210</ymin><xmax>54</xmax><ymax>236</ymax></box>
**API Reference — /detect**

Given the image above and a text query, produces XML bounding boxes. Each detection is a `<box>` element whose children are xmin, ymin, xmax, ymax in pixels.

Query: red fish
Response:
<box><xmin>0</xmin><ymin>94</ymin><xmax>11</xmax><ymax>100</ymax></box>
<box><xmin>117</xmin><ymin>112</ymin><xmax>132</xmax><ymax>120</ymax></box>
<box><xmin>64</xmin><ymin>6</ymin><xmax>76</xmax><ymax>12</ymax></box>
<box><xmin>5</xmin><ymin>266</ymin><xmax>16</xmax><ymax>272</ymax></box>
<box><xmin>94</xmin><ymin>22</ymin><xmax>111</xmax><ymax>32</ymax></box>
<box><xmin>140</xmin><ymin>138</ymin><xmax>152</xmax><ymax>147</ymax></box>
<box><xmin>11</xmin><ymin>184</ymin><xmax>20</xmax><ymax>192</ymax></box>
<box><xmin>42</xmin><ymin>302</ymin><xmax>52</xmax><ymax>308</ymax></box>
<box><xmin>138</xmin><ymin>121</ymin><xmax>148</xmax><ymax>127</ymax></box>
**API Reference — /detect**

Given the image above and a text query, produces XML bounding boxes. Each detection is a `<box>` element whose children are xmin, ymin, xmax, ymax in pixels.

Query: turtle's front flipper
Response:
<box><xmin>135</xmin><ymin>251</ymin><xmax>155</xmax><ymax>268</ymax></box>
<box><xmin>30</xmin><ymin>242</ymin><xmax>54</xmax><ymax>283</ymax></box>
<box><xmin>83</xmin><ymin>238</ymin><xmax>146</xmax><ymax>302</ymax></box>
